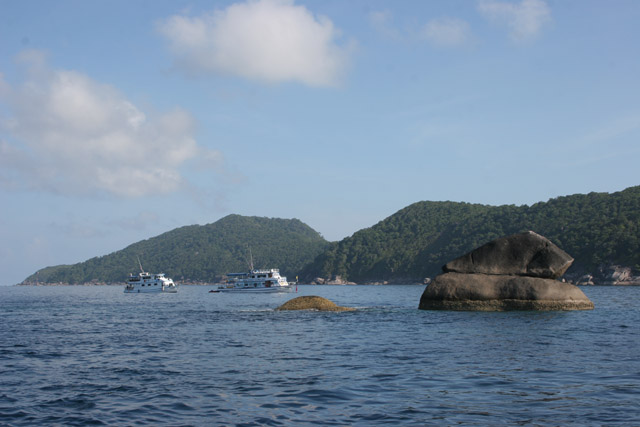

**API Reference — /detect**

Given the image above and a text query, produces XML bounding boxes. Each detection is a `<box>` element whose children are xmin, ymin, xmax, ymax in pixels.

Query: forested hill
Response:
<box><xmin>21</xmin><ymin>186</ymin><xmax>640</xmax><ymax>286</ymax></box>
<box><xmin>22</xmin><ymin>215</ymin><xmax>329</xmax><ymax>285</ymax></box>
<box><xmin>300</xmin><ymin>186</ymin><xmax>640</xmax><ymax>283</ymax></box>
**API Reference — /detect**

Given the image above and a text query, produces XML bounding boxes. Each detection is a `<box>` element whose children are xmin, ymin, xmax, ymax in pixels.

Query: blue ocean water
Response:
<box><xmin>1</xmin><ymin>284</ymin><xmax>639</xmax><ymax>426</ymax></box>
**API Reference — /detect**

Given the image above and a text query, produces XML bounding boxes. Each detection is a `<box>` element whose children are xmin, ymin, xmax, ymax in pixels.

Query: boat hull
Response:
<box><xmin>216</xmin><ymin>285</ymin><xmax>293</xmax><ymax>293</ymax></box>
<box><xmin>124</xmin><ymin>285</ymin><xmax>178</xmax><ymax>293</ymax></box>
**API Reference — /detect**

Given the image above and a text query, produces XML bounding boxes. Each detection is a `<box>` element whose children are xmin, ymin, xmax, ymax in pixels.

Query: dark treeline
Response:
<box><xmin>24</xmin><ymin>215</ymin><xmax>329</xmax><ymax>284</ymax></box>
<box><xmin>300</xmin><ymin>186</ymin><xmax>640</xmax><ymax>282</ymax></box>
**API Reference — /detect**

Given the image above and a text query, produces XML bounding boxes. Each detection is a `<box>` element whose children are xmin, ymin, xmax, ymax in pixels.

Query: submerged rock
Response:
<box><xmin>420</xmin><ymin>231</ymin><xmax>594</xmax><ymax>311</ymax></box>
<box><xmin>276</xmin><ymin>296</ymin><xmax>355</xmax><ymax>312</ymax></box>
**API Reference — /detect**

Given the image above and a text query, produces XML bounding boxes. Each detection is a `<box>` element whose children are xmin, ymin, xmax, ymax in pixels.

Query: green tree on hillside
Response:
<box><xmin>301</xmin><ymin>186</ymin><xmax>640</xmax><ymax>282</ymax></box>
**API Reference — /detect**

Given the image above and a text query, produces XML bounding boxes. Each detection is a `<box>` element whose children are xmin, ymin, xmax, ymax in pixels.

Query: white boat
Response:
<box><xmin>124</xmin><ymin>259</ymin><xmax>178</xmax><ymax>293</ymax></box>
<box><xmin>124</xmin><ymin>272</ymin><xmax>178</xmax><ymax>293</ymax></box>
<box><xmin>217</xmin><ymin>268</ymin><xmax>292</xmax><ymax>293</ymax></box>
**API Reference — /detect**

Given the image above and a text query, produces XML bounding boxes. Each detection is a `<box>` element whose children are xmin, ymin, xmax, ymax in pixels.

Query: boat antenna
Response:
<box><xmin>137</xmin><ymin>256</ymin><xmax>144</xmax><ymax>273</ymax></box>
<box><xmin>243</xmin><ymin>246</ymin><xmax>254</xmax><ymax>271</ymax></box>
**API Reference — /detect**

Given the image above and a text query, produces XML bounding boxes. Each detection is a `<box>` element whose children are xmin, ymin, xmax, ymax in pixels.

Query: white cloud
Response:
<box><xmin>368</xmin><ymin>10</ymin><xmax>472</xmax><ymax>48</ymax></box>
<box><xmin>158</xmin><ymin>0</ymin><xmax>353</xmax><ymax>87</ymax></box>
<box><xmin>368</xmin><ymin>10</ymin><xmax>402</xmax><ymax>41</ymax></box>
<box><xmin>478</xmin><ymin>0</ymin><xmax>551</xmax><ymax>42</ymax></box>
<box><xmin>0</xmin><ymin>52</ymin><xmax>221</xmax><ymax>198</ymax></box>
<box><xmin>421</xmin><ymin>18</ymin><xmax>473</xmax><ymax>48</ymax></box>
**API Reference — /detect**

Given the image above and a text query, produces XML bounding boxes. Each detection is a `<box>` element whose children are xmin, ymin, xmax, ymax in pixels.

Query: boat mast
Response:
<box><xmin>137</xmin><ymin>256</ymin><xmax>144</xmax><ymax>273</ymax></box>
<box><xmin>243</xmin><ymin>246</ymin><xmax>255</xmax><ymax>271</ymax></box>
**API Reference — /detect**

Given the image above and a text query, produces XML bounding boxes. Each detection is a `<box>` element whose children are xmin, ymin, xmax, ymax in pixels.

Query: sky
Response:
<box><xmin>1</xmin><ymin>0</ymin><xmax>639</xmax><ymax>285</ymax></box>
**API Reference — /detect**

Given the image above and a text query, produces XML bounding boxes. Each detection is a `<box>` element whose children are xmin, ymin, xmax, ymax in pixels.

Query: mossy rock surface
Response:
<box><xmin>276</xmin><ymin>296</ymin><xmax>355</xmax><ymax>312</ymax></box>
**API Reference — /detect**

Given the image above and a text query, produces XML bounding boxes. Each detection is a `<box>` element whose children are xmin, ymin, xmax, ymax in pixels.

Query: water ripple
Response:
<box><xmin>1</xmin><ymin>285</ymin><xmax>639</xmax><ymax>425</ymax></box>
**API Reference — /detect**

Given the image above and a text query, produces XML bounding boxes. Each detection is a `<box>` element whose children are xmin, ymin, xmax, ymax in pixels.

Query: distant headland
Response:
<box><xmin>19</xmin><ymin>186</ymin><xmax>640</xmax><ymax>286</ymax></box>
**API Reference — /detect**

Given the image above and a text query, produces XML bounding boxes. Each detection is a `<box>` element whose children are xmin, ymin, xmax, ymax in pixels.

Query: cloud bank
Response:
<box><xmin>0</xmin><ymin>50</ymin><xmax>220</xmax><ymax>198</ymax></box>
<box><xmin>369</xmin><ymin>1</ymin><xmax>550</xmax><ymax>46</ymax></box>
<box><xmin>158</xmin><ymin>0</ymin><xmax>352</xmax><ymax>86</ymax></box>
<box><xmin>478</xmin><ymin>0</ymin><xmax>551</xmax><ymax>42</ymax></box>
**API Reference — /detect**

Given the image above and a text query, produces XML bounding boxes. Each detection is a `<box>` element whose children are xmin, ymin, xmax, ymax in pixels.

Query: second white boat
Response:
<box><xmin>217</xmin><ymin>268</ymin><xmax>292</xmax><ymax>293</ymax></box>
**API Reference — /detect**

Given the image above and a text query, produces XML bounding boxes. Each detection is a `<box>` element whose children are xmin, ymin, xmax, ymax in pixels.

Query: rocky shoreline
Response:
<box><xmin>307</xmin><ymin>265</ymin><xmax>640</xmax><ymax>287</ymax></box>
<box><xmin>307</xmin><ymin>276</ymin><xmax>424</xmax><ymax>285</ymax></box>
<box><xmin>16</xmin><ymin>280</ymin><xmax>222</xmax><ymax>287</ymax></box>
<box><xmin>16</xmin><ymin>264</ymin><xmax>640</xmax><ymax>287</ymax></box>
<box><xmin>565</xmin><ymin>265</ymin><xmax>640</xmax><ymax>286</ymax></box>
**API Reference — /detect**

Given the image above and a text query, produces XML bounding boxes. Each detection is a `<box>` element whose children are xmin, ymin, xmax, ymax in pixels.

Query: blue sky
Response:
<box><xmin>1</xmin><ymin>0</ymin><xmax>639</xmax><ymax>285</ymax></box>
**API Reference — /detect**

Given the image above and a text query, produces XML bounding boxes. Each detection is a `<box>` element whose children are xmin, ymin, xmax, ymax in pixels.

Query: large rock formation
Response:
<box><xmin>276</xmin><ymin>296</ymin><xmax>355</xmax><ymax>312</ymax></box>
<box><xmin>443</xmin><ymin>230</ymin><xmax>574</xmax><ymax>279</ymax></box>
<box><xmin>420</xmin><ymin>231</ymin><xmax>594</xmax><ymax>311</ymax></box>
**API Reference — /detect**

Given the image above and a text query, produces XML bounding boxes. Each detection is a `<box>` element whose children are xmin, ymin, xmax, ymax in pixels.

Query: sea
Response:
<box><xmin>1</xmin><ymin>284</ymin><xmax>639</xmax><ymax>426</ymax></box>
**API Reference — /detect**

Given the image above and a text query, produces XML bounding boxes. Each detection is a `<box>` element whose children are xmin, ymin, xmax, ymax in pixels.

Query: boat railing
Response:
<box><xmin>251</xmin><ymin>269</ymin><xmax>280</xmax><ymax>274</ymax></box>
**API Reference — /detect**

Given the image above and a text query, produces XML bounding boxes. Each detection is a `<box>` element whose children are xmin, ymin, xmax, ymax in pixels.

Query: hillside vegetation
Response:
<box><xmin>22</xmin><ymin>186</ymin><xmax>640</xmax><ymax>285</ymax></box>
<box><xmin>23</xmin><ymin>215</ymin><xmax>329</xmax><ymax>284</ymax></box>
<box><xmin>300</xmin><ymin>186</ymin><xmax>640</xmax><ymax>282</ymax></box>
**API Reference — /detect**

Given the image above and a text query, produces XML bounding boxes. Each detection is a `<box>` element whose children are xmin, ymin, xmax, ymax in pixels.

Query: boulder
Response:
<box><xmin>420</xmin><ymin>231</ymin><xmax>594</xmax><ymax>311</ymax></box>
<box><xmin>443</xmin><ymin>231</ymin><xmax>573</xmax><ymax>279</ymax></box>
<box><xmin>598</xmin><ymin>265</ymin><xmax>640</xmax><ymax>285</ymax></box>
<box><xmin>419</xmin><ymin>273</ymin><xmax>594</xmax><ymax>311</ymax></box>
<box><xmin>575</xmin><ymin>274</ymin><xmax>595</xmax><ymax>286</ymax></box>
<box><xmin>276</xmin><ymin>296</ymin><xmax>355</xmax><ymax>312</ymax></box>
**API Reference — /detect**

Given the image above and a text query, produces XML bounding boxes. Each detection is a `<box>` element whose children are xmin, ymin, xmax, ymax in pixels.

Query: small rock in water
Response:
<box><xmin>276</xmin><ymin>296</ymin><xmax>355</xmax><ymax>312</ymax></box>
